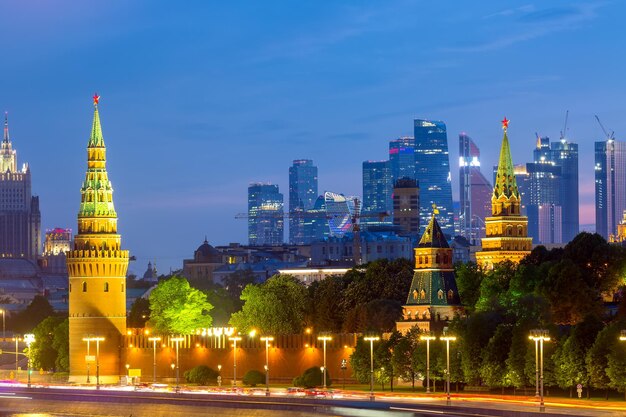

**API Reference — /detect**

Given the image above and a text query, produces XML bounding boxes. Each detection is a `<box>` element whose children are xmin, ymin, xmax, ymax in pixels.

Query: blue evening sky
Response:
<box><xmin>1</xmin><ymin>1</ymin><xmax>624</xmax><ymax>274</ymax></box>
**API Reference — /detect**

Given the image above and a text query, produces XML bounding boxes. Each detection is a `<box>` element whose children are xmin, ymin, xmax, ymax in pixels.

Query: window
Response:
<box><xmin>82</xmin><ymin>282</ymin><xmax>87</xmax><ymax>292</ymax></box>
<box><xmin>121</xmin><ymin>284</ymin><xmax>125</xmax><ymax>292</ymax></box>
<box><xmin>104</xmin><ymin>282</ymin><xmax>109</xmax><ymax>292</ymax></box>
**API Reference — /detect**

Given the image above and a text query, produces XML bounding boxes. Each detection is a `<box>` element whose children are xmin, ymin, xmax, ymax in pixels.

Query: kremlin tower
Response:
<box><xmin>66</xmin><ymin>95</ymin><xmax>129</xmax><ymax>383</ymax></box>
<box><xmin>475</xmin><ymin>118</ymin><xmax>532</xmax><ymax>268</ymax></box>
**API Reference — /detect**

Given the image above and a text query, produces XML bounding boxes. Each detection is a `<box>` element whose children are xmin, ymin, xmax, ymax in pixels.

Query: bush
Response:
<box><xmin>184</xmin><ymin>365</ymin><xmax>219</xmax><ymax>385</ymax></box>
<box><xmin>242</xmin><ymin>370</ymin><xmax>265</xmax><ymax>387</ymax></box>
<box><xmin>293</xmin><ymin>366</ymin><xmax>331</xmax><ymax>388</ymax></box>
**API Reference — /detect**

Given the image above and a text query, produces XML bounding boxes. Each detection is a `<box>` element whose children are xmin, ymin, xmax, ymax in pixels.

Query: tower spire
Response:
<box><xmin>3</xmin><ymin>112</ymin><xmax>10</xmax><ymax>144</ymax></box>
<box><xmin>493</xmin><ymin>117</ymin><xmax>519</xmax><ymax>201</ymax></box>
<box><xmin>89</xmin><ymin>93</ymin><xmax>105</xmax><ymax>147</ymax></box>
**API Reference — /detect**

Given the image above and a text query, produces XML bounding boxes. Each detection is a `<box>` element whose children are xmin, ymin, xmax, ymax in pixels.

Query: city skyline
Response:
<box><xmin>1</xmin><ymin>1</ymin><xmax>625</xmax><ymax>272</ymax></box>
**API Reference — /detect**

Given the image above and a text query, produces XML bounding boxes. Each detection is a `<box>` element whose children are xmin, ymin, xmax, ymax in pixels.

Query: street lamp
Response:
<box><xmin>23</xmin><ymin>333</ymin><xmax>35</xmax><ymax>388</ymax></box>
<box><xmin>228</xmin><ymin>336</ymin><xmax>242</xmax><ymax>387</ymax></box>
<box><xmin>440</xmin><ymin>334</ymin><xmax>457</xmax><ymax>406</ymax></box>
<box><xmin>317</xmin><ymin>334</ymin><xmax>332</xmax><ymax>389</ymax></box>
<box><xmin>171</xmin><ymin>336</ymin><xmax>185</xmax><ymax>392</ymax></box>
<box><xmin>217</xmin><ymin>364</ymin><xmax>222</xmax><ymax>387</ymax></box>
<box><xmin>363</xmin><ymin>336</ymin><xmax>380</xmax><ymax>401</ymax></box>
<box><xmin>12</xmin><ymin>336</ymin><xmax>21</xmax><ymax>379</ymax></box>
<box><xmin>260</xmin><ymin>336</ymin><xmax>274</xmax><ymax>396</ymax></box>
<box><xmin>148</xmin><ymin>337</ymin><xmax>161</xmax><ymax>384</ymax></box>
<box><xmin>83</xmin><ymin>336</ymin><xmax>104</xmax><ymax>389</ymax></box>
<box><xmin>620</xmin><ymin>330</ymin><xmax>626</xmax><ymax>342</ymax></box>
<box><xmin>419</xmin><ymin>333</ymin><xmax>436</xmax><ymax>393</ymax></box>
<box><xmin>529</xmin><ymin>329</ymin><xmax>550</xmax><ymax>412</ymax></box>
<box><xmin>0</xmin><ymin>309</ymin><xmax>5</xmax><ymax>340</ymax></box>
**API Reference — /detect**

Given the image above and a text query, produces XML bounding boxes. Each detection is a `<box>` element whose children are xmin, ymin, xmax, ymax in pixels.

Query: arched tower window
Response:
<box><xmin>82</xmin><ymin>281</ymin><xmax>87</xmax><ymax>292</ymax></box>
<box><xmin>121</xmin><ymin>283</ymin><xmax>125</xmax><ymax>293</ymax></box>
<box><xmin>104</xmin><ymin>282</ymin><xmax>109</xmax><ymax>292</ymax></box>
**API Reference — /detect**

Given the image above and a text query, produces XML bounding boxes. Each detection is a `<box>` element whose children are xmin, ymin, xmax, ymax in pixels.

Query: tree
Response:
<box><xmin>475</xmin><ymin>261</ymin><xmax>517</xmax><ymax>311</ymax></box>
<box><xmin>148</xmin><ymin>275</ymin><xmax>213</xmax><ymax>334</ymax></box>
<box><xmin>293</xmin><ymin>366</ymin><xmax>331</xmax><ymax>388</ymax></box>
<box><xmin>52</xmin><ymin>318</ymin><xmax>69</xmax><ymax>372</ymax></box>
<box><xmin>480</xmin><ymin>323</ymin><xmax>513</xmax><ymax>390</ymax></box>
<box><xmin>307</xmin><ymin>275</ymin><xmax>351</xmax><ymax>332</ymax></box>
<box><xmin>222</xmin><ymin>269</ymin><xmax>257</xmax><ymax>310</ymax></box>
<box><xmin>242</xmin><ymin>370</ymin><xmax>265</xmax><ymax>387</ymax></box>
<box><xmin>229</xmin><ymin>274</ymin><xmax>307</xmax><ymax>334</ymax></box>
<box><xmin>586</xmin><ymin>320</ymin><xmax>623</xmax><ymax>397</ymax></box>
<box><xmin>184</xmin><ymin>365</ymin><xmax>219</xmax><ymax>385</ymax></box>
<box><xmin>392</xmin><ymin>327</ymin><xmax>421</xmax><ymax>390</ymax></box>
<box><xmin>30</xmin><ymin>317</ymin><xmax>68</xmax><ymax>372</ymax></box>
<box><xmin>454</xmin><ymin>262</ymin><xmax>484</xmax><ymax>310</ymax></box>
<box><xmin>128</xmin><ymin>297</ymin><xmax>150</xmax><ymax>328</ymax></box>
<box><xmin>606</xmin><ymin>335</ymin><xmax>626</xmax><ymax>399</ymax></box>
<box><xmin>205</xmin><ymin>287</ymin><xmax>237</xmax><ymax>327</ymax></box>
<box><xmin>343</xmin><ymin>299</ymin><xmax>403</xmax><ymax>333</ymax></box>
<box><xmin>11</xmin><ymin>295</ymin><xmax>55</xmax><ymax>333</ymax></box>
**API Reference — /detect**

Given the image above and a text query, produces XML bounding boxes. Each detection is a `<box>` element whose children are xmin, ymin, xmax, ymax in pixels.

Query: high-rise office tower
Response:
<box><xmin>66</xmin><ymin>95</ymin><xmax>129</xmax><ymax>383</ymax></box>
<box><xmin>302</xmin><ymin>195</ymin><xmax>328</xmax><ymax>242</ymax></box>
<box><xmin>476</xmin><ymin>118</ymin><xmax>532</xmax><ymax>269</ymax></box>
<box><xmin>362</xmin><ymin>160</ymin><xmax>392</xmax><ymax>217</ymax></box>
<box><xmin>595</xmin><ymin>139</ymin><xmax>626</xmax><ymax>240</ymax></box>
<box><xmin>0</xmin><ymin>113</ymin><xmax>41</xmax><ymax>259</ymax></box>
<box><xmin>248</xmin><ymin>183</ymin><xmax>284</xmax><ymax>245</ymax></box>
<box><xmin>551</xmin><ymin>139</ymin><xmax>579</xmax><ymax>242</ymax></box>
<box><xmin>393</xmin><ymin>178</ymin><xmax>420</xmax><ymax>238</ymax></box>
<box><xmin>526</xmin><ymin>137</ymin><xmax>563</xmax><ymax>244</ymax></box>
<box><xmin>389</xmin><ymin>137</ymin><xmax>416</xmax><ymax>185</ymax></box>
<box><xmin>414</xmin><ymin>119</ymin><xmax>454</xmax><ymax>237</ymax></box>
<box><xmin>459</xmin><ymin>133</ymin><xmax>492</xmax><ymax>243</ymax></box>
<box><xmin>288</xmin><ymin>159</ymin><xmax>318</xmax><ymax>245</ymax></box>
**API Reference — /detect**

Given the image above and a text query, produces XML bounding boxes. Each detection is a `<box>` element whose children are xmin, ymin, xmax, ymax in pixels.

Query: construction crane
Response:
<box><xmin>560</xmin><ymin>110</ymin><xmax>569</xmax><ymax>141</ymax></box>
<box><xmin>595</xmin><ymin>115</ymin><xmax>615</xmax><ymax>140</ymax></box>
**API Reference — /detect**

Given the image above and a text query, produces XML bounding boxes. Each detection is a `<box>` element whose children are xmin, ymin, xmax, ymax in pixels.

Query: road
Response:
<box><xmin>0</xmin><ymin>385</ymin><xmax>624</xmax><ymax>417</ymax></box>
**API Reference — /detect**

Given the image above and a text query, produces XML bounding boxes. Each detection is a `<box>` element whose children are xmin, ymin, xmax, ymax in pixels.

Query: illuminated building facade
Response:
<box><xmin>595</xmin><ymin>139</ymin><xmax>626</xmax><ymax>240</ymax></box>
<box><xmin>324</xmin><ymin>191</ymin><xmax>358</xmax><ymax>237</ymax></box>
<box><xmin>42</xmin><ymin>227</ymin><xmax>72</xmax><ymax>274</ymax></box>
<box><xmin>397</xmin><ymin>209</ymin><xmax>462</xmax><ymax>333</ymax></box>
<box><xmin>288</xmin><ymin>159</ymin><xmax>318</xmax><ymax>245</ymax></box>
<box><xmin>248</xmin><ymin>183</ymin><xmax>284</xmax><ymax>245</ymax></box>
<box><xmin>302</xmin><ymin>195</ymin><xmax>329</xmax><ymax>242</ymax></box>
<box><xmin>475</xmin><ymin>119</ymin><xmax>532</xmax><ymax>269</ymax></box>
<box><xmin>0</xmin><ymin>113</ymin><xmax>41</xmax><ymax>259</ymax></box>
<box><xmin>362</xmin><ymin>160</ymin><xmax>392</xmax><ymax>217</ymax></box>
<box><xmin>389</xmin><ymin>136</ymin><xmax>416</xmax><ymax>185</ymax></box>
<box><xmin>414</xmin><ymin>119</ymin><xmax>454</xmax><ymax>237</ymax></box>
<box><xmin>66</xmin><ymin>96</ymin><xmax>129</xmax><ymax>383</ymax></box>
<box><xmin>459</xmin><ymin>133</ymin><xmax>492</xmax><ymax>243</ymax></box>
<box><xmin>610</xmin><ymin>210</ymin><xmax>626</xmax><ymax>244</ymax></box>
<box><xmin>551</xmin><ymin>139</ymin><xmax>579</xmax><ymax>242</ymax></box>
<box><xmin>392</xmin><ymin>177</ymin><xmax>420</xmax><ymax>238</ymax></box>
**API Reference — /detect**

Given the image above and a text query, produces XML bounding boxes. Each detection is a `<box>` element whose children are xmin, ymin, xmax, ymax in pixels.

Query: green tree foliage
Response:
<box><xmin>184</xmin><ymin>365</ymin><xmax>219</xmax><ymax>385</ymax></box>
<box><xmin>342</xmin><ymin>299</ymin><xmax>403</xmax><ymax>333</ymax></box>
<box><xmin>293</xmin><ymin>366</ymin><xmax>331</xmax><ymax>388</ymax></box>
<box><xmin>242</xmin><ymin>370</ymin><xmax>265</xmax><ymax>387</ymax></box>
<box><xmin>606</xmin><ymin>337</ymin><xmax>626</xmax><ymax>397</ymax></box>
<box><xmin>454</xmin><ymin>262</ymin><xmax>484</xmax><ymax>310</ymax></box>
<box><xmin>229</xmin><ymin>274</ymin><xmax>307</xmax><ymax>334</ymax></box>
<box><xmin>586</xmin><ymin>320</ymin><xmax>624</xmax><ymax>394</ymax></box>
<box><xmin>205</xmin><ymin>286</ymin><xmax>237</xmax><ymax>327</ymax></box>
<box><xmin>480</xmin><ymin>324</ymin><xmax>513</xmax><ymax>389</ymax></box>
<box><xmin>222</xmin><ymin>269</ymin><xmax>257</xmax><ymax>310</ymax></box>
<box><xmin>11</xmin><ymin>295</ymin><xmax>55</xmax><ymax>333</ymax></box>
<box><xmin>475</xmin><ymin>261</ymin><xmax>517</xmax><ymax>311</ymax></box>
<box><xmin>307</xmin><ymin>275</ymin><xmax>351</xmax><ymax>332</ymax></box>
<box><xmin>456</xmin><ymin>311</ymin><xmax>502</xmax><ymax>385</ymax></box>
<box><xmin>147</xmin><ymin>275</ymin><xmax>213</xmax><ymax>334</ymax></box>
<box><xmin>52</xmin><ymin>318</ymin><xmax>69</xmax><ymax>371</ymax></box>
<box><xmin>128</xmin><ymin>297</ymin><xmax>150</xmax><ymax>328</ymax></box>
<box><xmin>349</xmin><ymin>336</ymin><xmax>395</xmax><ymax>384</ymax></box>
<box><xmin>391</xmin><ymin>327</ymin><xmax>421</xmax><ymax>390</ymax></box>
<box><xmin>30</xmin><ymin>317</ymin><xmax>68</xmax><ymax>372</ymax></box>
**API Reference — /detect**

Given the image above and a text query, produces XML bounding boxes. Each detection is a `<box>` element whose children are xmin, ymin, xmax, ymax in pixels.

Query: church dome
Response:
<box><xmin>194</xmin><ymin>239</ymin><xmax>222</xmax><ymax>263</ymax></box>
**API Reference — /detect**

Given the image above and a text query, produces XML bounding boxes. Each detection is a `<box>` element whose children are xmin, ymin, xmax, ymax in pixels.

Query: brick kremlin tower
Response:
<box><xmin>397</xmin><ymin>206</ymin><xmax>462</xmax><ymax>333</ymax></box>
<box><xmin>475</xmin><ymin>118</ymin><xmax>532</xmax><ymax>269</ymax></box>
<box><xmin>66</xmin><ymin>95</ymin><xmax>129</xmax><ymax>383</ymax></box>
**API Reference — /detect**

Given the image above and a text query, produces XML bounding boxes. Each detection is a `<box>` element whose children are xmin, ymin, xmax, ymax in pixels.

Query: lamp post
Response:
<box><xmin>440</xmin><ymin>334</ymin><xmax>457</xmax><ymax>406</ymax></box>
<box><xmin>13</xmin><ymin>336</ymin><xmax>21</xmax><ymax>379</ymax></box>
<box><xmin>363</xmin><ymin>336</ymin><xmax>380</xmax><ymax>401</ymax></box>
<box><xmin>217</xmin><ymin>364</ymin><xmax>222</xmax><ymax>387</ymax></box>
<box><xmin>529</xmin><ymin>329</ymin><xmax>550</xmax><ymax>412</ymax></box>
<box><xmin>0</xmin><ymin>309</ymin><xmax>5</xmax><ymax>340</ymax></box>
<box><xmin>260</xmin><ymin>336</ymin><xmax>274</xmax><ymax>396</ymax></box>
<box><xmin>171</xmin><ymin>336</ymin><xmax>185</xmax><ymax>392</ymax></box>
<box><xmin>419</xmin><ymin>333</ymin><xmax>436</xmax><ymax>393</ymax></box>
<box><xmin>83</xmin><ymin>336</ymin><xmax>104</xmax><ymax>389</ymax></box>
<box><xmin>148</xmin><ymin>337</ymin><xmax>161</xmax><ymax>384</ymax></box>
<box><xmin>317</xmin><ymin>334</ymin><xmax>332</xmax><ymax>389</ymax></box>
<box><xmin>23</xmin><ymin>333</ymin><xmax>35</xmax><ymax>388</ymax></box>
<box><xmin>83</xmin><ymin>337</ymin><xmax>91</xmax><ymax>384</ymax></box>
<box><xmin>228</xmin><ymin>336</ymin><xmax>242</xmax><ymax>387</ymax></box>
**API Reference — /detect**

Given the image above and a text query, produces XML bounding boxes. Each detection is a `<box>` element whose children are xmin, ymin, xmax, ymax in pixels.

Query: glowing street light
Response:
<box><xmin>171</xmin><ymin>336</ymin><xmax>185</xmax><ymax>392</ymax></box>
<box><xmin>12</xmin><ymin>336</ymin><xmax>21</xmax><ymax>379</ymax></box>
<box><xmin>260</xmin><ymin>336</ymin><xmax>274</xmax><ymax>396</ymax></box>
<box><xmin>148</xmin><ymin>336</ymin><xmax>161</xmax><ymax>384</ymax></box>
<box><xmin>440</xmin><ymin>334</ymin><xmax>457</xmax><ymax>406</ymax></box>
<box><xmin>317</xmin><ymin>334</ymin><xmax>332</xmax><ymax>389</ymax></box>
<box><xmin>228</xmin><ymin>336</ymin><xmax>242</xmax><ymax>386</ymax></box>
<box><xmin>82</xmin><ymin>336</ymin><xmax>104</xmax><ymax>389</ymax></box>
<box><xmin>620</xmin><ymin>330</ymin><xmax>626</xmax><ymax>342</ymax></box>
<box><xmin>529</xmin><ymin>329</ymin><xmax>550</xmax><ymax>412</ymax></box>
<box><xmin>363</xmin><ymin>336</ymin><xmax>380</xmax><ymax>401</ymax></box>
<box><xmin>23</xmin><ymin>333</ymin><xmax>35</xmax><ymax>388</ymax></box>
<box><xmin>419</xmin><ymin>333</ymin><xmax>436</xmax><ymax>393</ymax></box>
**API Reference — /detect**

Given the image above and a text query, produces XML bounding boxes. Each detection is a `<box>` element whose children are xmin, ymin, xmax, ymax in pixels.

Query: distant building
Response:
<box><xmin>42</xmin><ymin>227</ymin><xmax>72</xmax><ymax>275</ymax></box>
<box><xmin>389</xmin><ymin>136</ymin><xmax>416</xmax><ymax>185</ymax></box>
<box><xmin>595</xmin><ymin>139</ymin><xmax>626</xmax><ymax>240</ymax></box>
<box><xmin>476</xmin><ymin>119</ymin><xmax>532</xmax><ymax>269</ymax></box>
<box><xmin>289</xmin><ymin>159</ymin><xmax>318</xmax><ymax>245</ymax></box>
<box><xmin>324</xmin><ymin>191</ymin><xmax>358</xmax><ymax>237</ymax></box>
<box><xmin>0</xmin><ymin>113</ymin><xmax>41</xmax><ymax>259</ymax></box>
<box><xmin>458</xmin><ymin>133</ymin><xmax>492</xmax><ymax>243</ymax></box>
<box><xmin>414</xmin><ymin>119</ymin><xmax>454</xmax><ymax>237</ymax></box>
<box><xmin>142</xmin><ymin>261</ymin><xmax>158</xmax><ymax>283</ymax></box>
<box><xmin>362</xmin><ymin>160</ymin><xmax>392</xmax><ymax>218</ymax></box>
<box><xmin>182</xmin><ymin>239</ymin><xmax>225</xmax><ymax>283</ymax></box>
<box><xmin>610</xmin><ymin>210</ymin><xmax>626</xmax><ymax>244</ymax></box>
<box><xmin>551</xmin><ymin>138</ymin><xmax>579</xmax><ymax>242</ymax></box>
<box><xmin>0</xmin><ymin>258</ymin><xmax>43</xmax><ymax>306</ymax></box>
<box><xmin>277</xmin><ymin>267</ymin><xmax>351</xmax><ymax>286</ymax></box>
<box><xmin>396</xmin><ymin>210</ymin><xmax>462</xmax><ymax>334</ymax></box>
<box><xmin>392</xmin><ymin>177</ymin><xmax>420</xmax><ymax>238</ymax></box>
<box><xmin>248</xmin><ymin>183</ymin><xmax>284</xmax><ymax>245</ymax></box>
<box><xmin>302</xmin><ymin>195</ymin><xmax>329</xmax><ymax>243</ymax></box>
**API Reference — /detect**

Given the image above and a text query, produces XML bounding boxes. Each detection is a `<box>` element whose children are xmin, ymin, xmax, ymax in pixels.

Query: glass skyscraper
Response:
<box><xmin>288</xmin><ymin>159</ymin><xmax>318</xmax><ymax>244</ymax></box>
<box><xmin>595</xmin><ymin>139</ymin><xmax>626</xmax><ymax>240</ymax></box>
<box><xmin>362</xmin><ymin>160</ymin><xmax>392</xmax><ymax>218</ymax></box>
<box><xmin>458</xmin><ymin>133</ymin><xmax>492</xmax><ymax>243</ymax></box>
<box><xmin>389</xmin><ymin>136</ymin><xmax>416</xmax><ymax>185</ymax></box>
<box><xmin>551</xmin><ymin>139</ymin><xmax>579</xmax><ymax>242</ymax></box>
<box><xmin>414</xmin><ymin>119</ymin><xmax>454</xmax><ymax>237</ymax></box>
<box><xmin>248</xmin><ymin>183</ymin><xmax>284</xmax><ymax>245</ymax></box>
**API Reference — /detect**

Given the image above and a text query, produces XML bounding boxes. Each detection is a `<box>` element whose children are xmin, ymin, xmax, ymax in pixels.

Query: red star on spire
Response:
<box><xmin>501</xmin><ymin>116</ymin><xmax>510</xmax><ymax>131</ymax></box>
<box><xmin>93</xmin><ymin>93</ymin><xmax>100</xmax><ymax>106</ymax></box>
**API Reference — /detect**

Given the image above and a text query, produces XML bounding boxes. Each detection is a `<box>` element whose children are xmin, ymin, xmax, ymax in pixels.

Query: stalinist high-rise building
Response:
<box><xmin>476</xmin><ymin>118</ymin><xmax>532</xmax><ymax>269</ymax></box>
<box><xmin>0</xmin><ymin>113</ymin><xmax>41</xmax><ymax>259</ymax></box>
<box><xmin>66</xmin><ymin>95</ymin><xmax>129</xmax><ymax>383</ymax></box>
